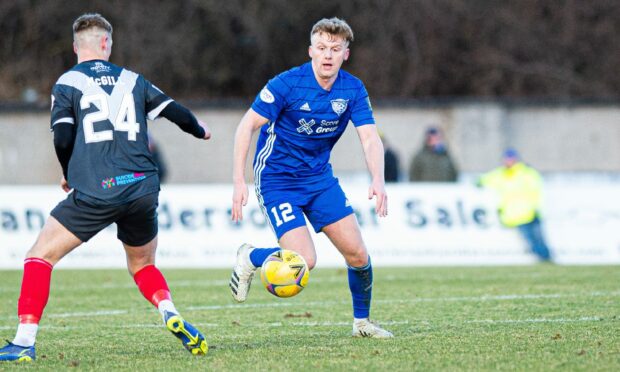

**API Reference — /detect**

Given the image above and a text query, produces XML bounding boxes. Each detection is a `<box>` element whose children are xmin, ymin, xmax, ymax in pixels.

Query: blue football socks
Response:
<box><xmin>348</xmin><ymin>257</ymin><xmax>373</xmax><ymax>319</ymax></box>
<box><xmin>249</xmin><ymin>247</ymin><xmax>280</xmax><ymax>267</ymax></box>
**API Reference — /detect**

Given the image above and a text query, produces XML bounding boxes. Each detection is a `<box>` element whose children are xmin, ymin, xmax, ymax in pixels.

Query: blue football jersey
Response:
<box><xmin>50</xmin><ymin>60</ymin><xmax>173</xmax><ymax>205</ymax></box>
<box><xmin>251</xmin><ymin>62</ymin><xmax>375</xmax><ymax>191</ymax></box>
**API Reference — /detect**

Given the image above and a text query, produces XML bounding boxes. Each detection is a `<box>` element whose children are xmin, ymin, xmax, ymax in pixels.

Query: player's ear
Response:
<box><xmin>101</xmin><ymin>35</ymin><xmax>108</xmax><ymax>51</ymax></box>
<box><xmin>308</xmin><ymin>45</ymin><xmax>313</xmax><ymax>58</ymax></box>
<box><xmin>344</xmin><ymin>48</ymin><xmax>350</xmax><ymax>61</ymax></box>
<box><xmin>72</xmin><ymin>42</ymin><xmax>78</xmax><ymax>55</ymax></box>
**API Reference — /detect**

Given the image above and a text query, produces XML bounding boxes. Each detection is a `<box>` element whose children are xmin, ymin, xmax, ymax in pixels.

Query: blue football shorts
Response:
<box><xmin>257</xmin><ymin>179</ymin><xmax>354</xmax><ymax>240</ymax></box>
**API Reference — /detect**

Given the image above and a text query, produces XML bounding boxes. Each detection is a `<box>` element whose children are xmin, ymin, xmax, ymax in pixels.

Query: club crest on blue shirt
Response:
<box><xmin>330</xmin><ymin>99</ymin><xmax>348</xmax><ymax>116</ymax></box>
<box><xmin>260</xmin><ymin>87</ymin><xmax>275</xmax><ymax>103</ymax></box>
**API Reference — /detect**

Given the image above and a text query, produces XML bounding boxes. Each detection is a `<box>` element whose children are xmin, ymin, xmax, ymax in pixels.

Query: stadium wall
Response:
<box><xmin>1</xmin><ymin>183</ymin><xmax>618</xmax><ymax>269</ymax></box>
<box><xmin>1</xmin><ymin>103</ymin><xmax>619</xmax><ymax>184</ymax></box>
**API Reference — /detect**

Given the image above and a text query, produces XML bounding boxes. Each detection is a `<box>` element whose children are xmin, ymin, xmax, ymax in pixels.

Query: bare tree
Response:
<box><xmin>0</xmin><ymin>0</ymin><xmax>618</xmax><ymax>103</ymax></box>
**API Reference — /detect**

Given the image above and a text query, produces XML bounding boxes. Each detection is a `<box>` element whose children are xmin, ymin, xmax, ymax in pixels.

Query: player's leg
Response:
<box><xmin>322</xmin><ymin>215</ymin><xmax>373</xmax><ymax>318</ymax></box>
<box><xmin>278</xmin><ymin>226</ymin><xmax>317</xmax><ymax>269</ymax></box>
<box><xmin>248</xmin><ymin>245</ymin><xmax>280</xmax><ymax>268</ymax></box>
<box><xmin>230</xmin><ymin>192</ymin><xmax>312</xmax><ymax>302</ymax></box>
<box><xmin>119</xmin><ymin>193</ymin><xmax>207</xmax><ymax>355</ymax></box>
<box><xmin>123</xmin><ymin>238</ymin><xmax>205</xmax><ymax>356</ymax></box>
<box><xmin>322</xmin><ymin>215</ymin><xmax>393</xmax><ymax>338</ymax></box>
<box><xmin>124</xmin><ymin>237</ymin><xmax>173</xmax><ymax>315</ymax></box>
<box><xmin>1</xmin><ymin>190</ymin><xmax>107</xmax><ymax>362</ymax></box>
<box><xmin>246</xmin><ymin>205</ymin><xmax>316</xmax><ymax>268</ymax></box>
<box><xmin>0</xmin><ymin>216</ymin><xmax>82</xmax><ymax>363</ymax></box>
<box><xmin>307</xmin><ymin>182</ymin><xmax>392</xmax><ymax>338</ymax></box>
<box><xmin>231</xmin><ymin>227</ymin><xmax>316</xmax><ymax>302</ymax></box>
<box><xmin>306</xmin><ymin>184</ymin><xmax>373</xmax><ymax>321</ymax></box>
<box><xmin>241</xmin><ymin>226</ymin><xmax>317</xmax><ymax>277</ymax></box>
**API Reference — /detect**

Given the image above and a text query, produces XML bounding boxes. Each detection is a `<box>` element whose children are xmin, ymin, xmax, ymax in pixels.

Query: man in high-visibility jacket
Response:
<box><xmin>479</xmin><ymin>148</ymin><xmax>552</xmax><ymax>261</ymax></box>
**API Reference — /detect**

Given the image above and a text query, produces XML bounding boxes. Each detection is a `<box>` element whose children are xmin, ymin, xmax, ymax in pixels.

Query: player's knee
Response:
<box><xmin>346</xmin><ymin>252</ymin><xmax>369</xmax><ymax>268</ymax></box>
<box><xmin>126</xmin><ymin>259</ymin><xmax>154</xmax><ymax>276</ymax></box>
<box><xmin>301</xmin><ymin>253</ymin><xmax>317</xmax><ymax>270</ymax></box>
<box><xmin>307</xmin><ymin>260</ymin><xmax>316</xmax><ymax>271</ymax></box>
<box><xmin>25</xmin><ymin>244</ymin><xmax>58</xmax><ymax>266</ymax></box>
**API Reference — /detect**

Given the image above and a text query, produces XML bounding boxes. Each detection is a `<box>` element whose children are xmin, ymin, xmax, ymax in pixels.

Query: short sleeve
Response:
<box><xmin>350</xmin><ymin>82</ymin><xmax>375</xmax><ymax>127</ymax></box>
<box><xmin>144</xmin><ymin>78</ymin><xmax>173</xmax><ymax>120</ymax></box>
<box><xmin>251</xmin><ymin>74</ymin><xmax>290</xmax><ymax>121</ymax></box>
<box><xmin>50</xmin><ymin>84</ymin><xmax>75</xmax><ymax>130</ymax></box>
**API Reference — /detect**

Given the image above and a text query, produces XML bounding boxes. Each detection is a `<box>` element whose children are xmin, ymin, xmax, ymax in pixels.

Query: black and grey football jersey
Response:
<box><xmin>50</xmin><ymin>60</ymin><xmax>171</xmax><ymax>205</ymax></box>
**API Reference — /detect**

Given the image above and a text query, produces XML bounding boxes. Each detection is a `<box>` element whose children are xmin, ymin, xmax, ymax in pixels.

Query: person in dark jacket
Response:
<box><xmin>379</xmin><ymin>132</ymin><xmax>400</xmax><ymax>182</ymax></box>
<box><xmin>148</xmin><ymin>133</ymin><xmax>168</xmax><ymax>183</ymax></box>
<box><xmin>409</xmin><ymin>127</ymin><xmax>458</xmax><ymax>182</ymax></box>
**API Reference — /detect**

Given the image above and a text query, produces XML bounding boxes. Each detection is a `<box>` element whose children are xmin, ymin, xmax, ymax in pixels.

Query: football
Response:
<box><xmin>260</xmin><ymin>249</ymin><xmax>309</xmax><ymax>298</ymax></box>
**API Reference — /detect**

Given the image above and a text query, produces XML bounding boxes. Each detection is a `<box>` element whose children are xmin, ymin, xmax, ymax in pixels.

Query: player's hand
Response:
<box><xmin>60</xmin><ymin>176</ymin><xmax>71</xmax><ymax>193</ymax></box>
<box><xmin>368</xmin><ymin>180</ymin><xmax>388</xmax><ymax>217</ymax></box>
<box><xmin>232</xmin><ymin>181</ymin><xmax>249</xmax><ymax>222</ymax></box>
<box><xmin>199</xmin><ymin>120</ymin><xmax>211</xmax><ymax>140</ymax></box>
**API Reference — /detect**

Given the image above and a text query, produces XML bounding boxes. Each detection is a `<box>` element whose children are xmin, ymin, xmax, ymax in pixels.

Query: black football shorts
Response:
<box><xmin>51</xmin><ymin>191</ymin><xmax>159</xmax><ymax>246</ymax></box>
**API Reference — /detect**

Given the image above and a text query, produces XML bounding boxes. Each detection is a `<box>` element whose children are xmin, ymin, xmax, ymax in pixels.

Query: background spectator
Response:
<box><xmin>478</xmin><ymin>148</ymin><xmax>552</xmax><ymax>262</ymax></box>
<box><xmin>148</xmin><ymin>133</ymin><xmax>168</xmax><ymax>183</ymax></box>
<box><xmin>409</xmin><ymin>127</ymin><xmax>458</xmax><ymax>182</ymax></box>
<box><xmin>379</xmin><ymin>132</ymin><xmax>401</xmax><ymax>183</ymax></box>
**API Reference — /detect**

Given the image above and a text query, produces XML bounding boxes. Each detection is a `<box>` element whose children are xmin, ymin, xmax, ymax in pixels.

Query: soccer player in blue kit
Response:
<box><xmin>0</xmin><ymin>14</ymin><xmax>209</xmax><ymax>362</ymax></box>
<box><xmin>230</xmin><ymin>17</ymin><xmax>393</xmax><ymax>338</ymax></box>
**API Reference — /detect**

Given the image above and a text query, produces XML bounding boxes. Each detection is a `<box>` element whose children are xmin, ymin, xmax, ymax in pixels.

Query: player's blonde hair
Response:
<box><xmin>72</xmin><ymin>13</ymin><xmax>113</xmax><ymax>38</ymax></box>
<box><xmin>310</xmin><ymin>17</ymin><xmax>354</xmax><ymax>44</ymax></box>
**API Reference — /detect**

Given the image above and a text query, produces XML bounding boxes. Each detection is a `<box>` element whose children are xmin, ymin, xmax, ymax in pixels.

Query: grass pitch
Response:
<box><xmin>0</xmin><ymin>265</ymin><xmax>618</xmax><ymax>371</ymax></box>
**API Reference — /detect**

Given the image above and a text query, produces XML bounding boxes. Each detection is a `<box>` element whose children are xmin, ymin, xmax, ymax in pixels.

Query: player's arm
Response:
<box><xmin>143</xmin><ymin>76</ymin><xmax>210</xmax><ymax>140</ymax></box>
<box><xmin>231</xmin><ymin>108</ymin><xmax>269</xmax><ymax>222</ymax></box>
<box><xmin>52</xmin><ymin>123</ymin><xmax>76</xmax><ymax>192</ymax></box>
<box><xmin>159</xmin><ymin>101</ymin><xmax>211</xmax><ymax>140</ymax></box>
<box><xmin>50</xmin><ymin>83</ymin><xmax>77</xmax><ymax>192</ymax></box>
<box><xmin>356</xmin><ymin>124</ymin><xmax>388</xmax><ymax>217</ymax></box>
<box><xmin>232</xmin><ymin>75</ymin><xmax>289</xmax><ymax>222</ymax></box>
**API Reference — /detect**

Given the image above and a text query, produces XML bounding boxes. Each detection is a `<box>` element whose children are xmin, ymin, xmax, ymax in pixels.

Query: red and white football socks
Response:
<box><xmin>13</xmin><ymin>258</ymin><xmax>53</xmax><ymax>347</ymax></box>
<box><xmin>133</xmin><ymin>265</ymin><xmax>178</xmax><ymax>321</ymax></box>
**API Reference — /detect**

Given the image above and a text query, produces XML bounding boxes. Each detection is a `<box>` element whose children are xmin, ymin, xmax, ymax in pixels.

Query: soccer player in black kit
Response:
<box><xmin>0</xmin><ymin>13</ymin><xmax>210</xmax><ymax>362</ymax></box>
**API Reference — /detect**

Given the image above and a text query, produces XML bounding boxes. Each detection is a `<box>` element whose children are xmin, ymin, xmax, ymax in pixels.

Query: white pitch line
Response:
<box><xmin>0</xmin><ymin>321</ymin><xmax>412</xmax><ymax>331</ymax></box>
<box><xmin>1</xmin><ymin>317</ymin><xmax>609</xmax><ymax>332</ymax></box>
<box><xmin>0</xmin><ymin>269</ymin><xmax>547</xmax><ymax>289</ymax></box>
<box><xmin>0</xmin><ymin>277</ymin><xmax>354</xmax><ymax>293</ymax></box>
<box><xmin>2</xmin><ymin>291</ymin><xmax>618</xmax><ymax>321</ymax></box>
<box><xmin>466</xmin><ymin>316</ymin><xmax>604</xmax><ymax>324</ymax></box>
<box><xmin>5</xmin><ymin>272</ymin><xmax>552</xmax><ymax>293</ymax></box>
<box><xmin>48</xmin><ymin>310</ymin><xmax>128</xmax><ymax>318</ymax></box>
<box><xmin>185</xmin><ymin>291</ymin><xmax>620</xmax><ymax>311</ymax></box>
<box><xmin>0</xmin><ymin>269</ymin><xmax>610</xmax><ymax>292</ymax></box>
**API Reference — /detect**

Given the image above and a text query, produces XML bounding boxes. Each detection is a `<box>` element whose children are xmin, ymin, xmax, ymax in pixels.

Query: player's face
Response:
<box><xmin>309</xmin><ymin>32</ymin><xmax>350</xmax><ymax>82</ymax></box>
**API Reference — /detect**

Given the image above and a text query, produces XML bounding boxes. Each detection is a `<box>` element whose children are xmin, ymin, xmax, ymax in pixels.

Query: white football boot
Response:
<box><xmin>352</xmin><ymin>318</ymin><xmax>394</xmax><ymax>338</ymax></box>
<box><xmin>229</xmin><ymin>243</ymin><xmax>257</xmax><ymax>302</ymax></box>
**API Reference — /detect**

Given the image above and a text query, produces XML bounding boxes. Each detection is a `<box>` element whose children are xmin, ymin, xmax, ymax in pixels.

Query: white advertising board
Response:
<box><xmin>1</xmin><ymin>183</ymin><xmax>619</xmax><ymax>269</ymax></box>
